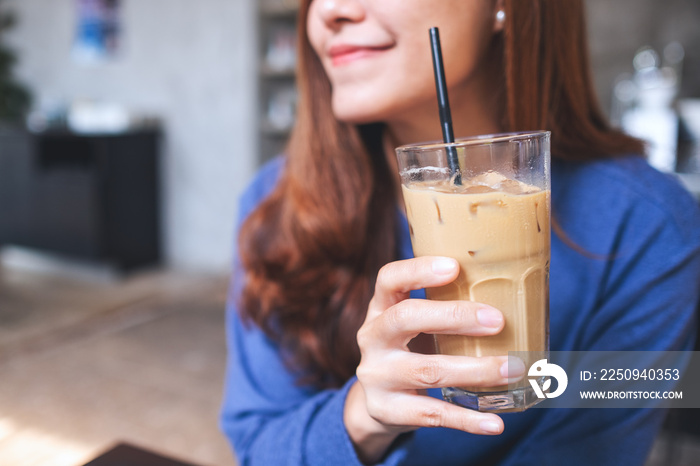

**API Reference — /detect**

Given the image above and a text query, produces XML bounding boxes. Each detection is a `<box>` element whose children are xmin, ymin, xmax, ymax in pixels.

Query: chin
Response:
<box><xmin>330</xmin><ymin>91</ymin><xmax>393</xmax><ymax>125</ymax></box>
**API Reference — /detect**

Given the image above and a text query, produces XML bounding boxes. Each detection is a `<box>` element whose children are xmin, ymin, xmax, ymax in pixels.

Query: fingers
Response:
<box><xmin>360</xmin><ymin>299</ymin><xmax>503</xmax><ymax>349</ymax></box>
<box><xmin>369</xmin><ymin>257</ymin><xmax>459</xmax><ymax>320</ymax></box>
<box><xmin>357</xmin><ymin>256</ymin><xmax>513</xmax><ymax>439</ymax></box>
<box><xmin>368</xmin><ymin>392</ymin><xmax>504</xmax><ymax>435</ymax></box>
<box><xmin>358</xmin><ymin>353</ymin><xmax>525</xmax><ymax>391</ymax></box>
<box><xmin>392</xmin><ymin>354</ymin><xmax>526</xmax><ymax>389</ymax></box>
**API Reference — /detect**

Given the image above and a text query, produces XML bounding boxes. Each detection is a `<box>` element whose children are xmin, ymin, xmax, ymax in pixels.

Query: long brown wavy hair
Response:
<box><xmin>238</xmin><ymin>0</ymin><xmax>644</xmax><ymax>389</ymax></box>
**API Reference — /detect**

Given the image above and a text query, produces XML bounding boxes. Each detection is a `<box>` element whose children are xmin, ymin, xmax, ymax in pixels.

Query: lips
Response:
<box><xmin>328</xmin><ymin>43</ymin><xmax>393</xmax><ymax>66</ymax></box>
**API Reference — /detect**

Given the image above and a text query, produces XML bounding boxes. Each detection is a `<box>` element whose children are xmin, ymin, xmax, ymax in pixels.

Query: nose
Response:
<box><xmin>316</xmin><ymin>0</ymin><xmax>365</xmax><ymax>29</ymax></box>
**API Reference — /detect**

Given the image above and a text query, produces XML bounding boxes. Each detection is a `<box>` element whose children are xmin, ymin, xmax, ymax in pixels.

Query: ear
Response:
<box><xmin>493</xmin><ymin>0</ymin><xmax>506</xmax><ymax>33</ymax></box>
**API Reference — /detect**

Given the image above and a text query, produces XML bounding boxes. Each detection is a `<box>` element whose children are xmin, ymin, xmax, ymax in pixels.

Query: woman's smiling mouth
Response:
<box><xmin>328</xmin><ymin>43</ymin><xmax>394</xmax><ymax>66</ymax></box>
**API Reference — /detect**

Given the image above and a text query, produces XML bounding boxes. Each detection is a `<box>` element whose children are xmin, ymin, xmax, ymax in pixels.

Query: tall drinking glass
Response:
<box><xmin>395</xmin><ymin>131</ymin><xmax>551</xmax><ymax>412</ymax></box>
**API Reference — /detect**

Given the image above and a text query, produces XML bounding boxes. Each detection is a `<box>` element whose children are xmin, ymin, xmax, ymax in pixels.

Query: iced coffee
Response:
<box><xmin>396</xmin><ymin>131</ymin><xmax>551</xmax><ymax>412</ymax></box>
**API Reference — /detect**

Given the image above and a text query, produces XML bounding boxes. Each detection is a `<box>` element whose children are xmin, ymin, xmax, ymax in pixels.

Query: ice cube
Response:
<box><xmin>497</xmin><ymin>179</ymin><xmax>525</xmax><ymax>194</ymax></box>
<box><xmin>462</xmin><ymin>185</ymin><xmax>496</xmax><ymax>194</ymax></box>
<box><xmin>470</xmin><ymin>171</ymin><xmax>509</xmax><ymax>188</ymax></box>
<box><xmin>468</xmin><ymin>171</ymin><xmax>539</xmax><ymax>195</ymax></box>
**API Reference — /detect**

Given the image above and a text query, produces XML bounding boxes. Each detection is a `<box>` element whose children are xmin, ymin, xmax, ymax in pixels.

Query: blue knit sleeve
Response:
<box><xmin>219</xmin><ymin>159</ymin><xmax>412</xmax><ymax>465</ymax></box>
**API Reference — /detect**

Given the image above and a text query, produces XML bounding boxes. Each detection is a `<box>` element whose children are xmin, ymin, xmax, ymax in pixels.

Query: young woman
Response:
<box><xmin>221</xmin><ymin>0</ymin><xmax>700</xmax><ymax>464</ymax></box>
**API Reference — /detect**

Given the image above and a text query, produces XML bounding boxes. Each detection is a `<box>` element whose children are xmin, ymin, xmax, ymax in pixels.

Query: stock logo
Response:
<box><xmin>529</xmin><ymin>359</ymin><xmax>568</xmax><ymax>399</ymax></box>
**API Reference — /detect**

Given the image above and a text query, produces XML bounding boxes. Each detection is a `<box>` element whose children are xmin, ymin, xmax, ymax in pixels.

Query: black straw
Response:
<box><xmin>429</xmin><ymin>27</ymin><xmax>461</xmax><ymax>184</ymax></box>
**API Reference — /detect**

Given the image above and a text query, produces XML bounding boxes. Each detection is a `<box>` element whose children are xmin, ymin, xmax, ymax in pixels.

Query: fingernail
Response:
<box><xmin>432</xmin><ymin>258</ymin><xmax>457</xmax><ymax>275</ymax></box>
<box><xmin>479</xmin><ymin>420</ymin><xmax>502</xmax><ymax>434</ymax></box>
<box><xmin>500</xmin><ymin>357</ymin><xmax>526</xmax><ymax>379</ymax></box>
<box><xmin>476</xmin><ymin>307</ymin><xmax>503</xmax><ymax>328</ymax></box>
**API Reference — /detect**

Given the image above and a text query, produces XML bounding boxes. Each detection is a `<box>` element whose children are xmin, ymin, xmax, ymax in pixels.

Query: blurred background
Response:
<box><xmin>0</xmin><ymin>0</ymin><xmax>698</xmax><ymax>465</ymax></box>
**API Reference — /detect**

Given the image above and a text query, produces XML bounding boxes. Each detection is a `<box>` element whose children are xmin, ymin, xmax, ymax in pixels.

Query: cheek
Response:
<box><xmin>305</xmin><ymin>9</ymin><xmax>326</xmax><ymax>59</ymax></box>
<box><xmin>440</xmin><ymin>7</ymin><xmax>497</xmax><ymax>80</ymax></box>
<box><xmin>386</xmin><ymin>2</ymin><xmax>496</xmax><ymax>88</ymax></box>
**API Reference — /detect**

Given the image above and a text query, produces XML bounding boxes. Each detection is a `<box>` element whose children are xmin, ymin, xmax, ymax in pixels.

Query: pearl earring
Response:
<box><xmin>496</xmin><ymin>10</ymin><xmax>506</xmax><ymax>23</ymax></box>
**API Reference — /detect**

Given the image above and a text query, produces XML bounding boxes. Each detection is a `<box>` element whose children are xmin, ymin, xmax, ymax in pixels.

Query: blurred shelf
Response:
<box><xmin>258</xmin><ymin>2</ymin><xmax>298</xmax><ymax>163</ymax></box>
<box><xmin>261</xmin><ymin>121</ymin><xmax>293</xmax><ymax>137</ymax></box>
<box><xmin>260</xmin><ymin>65</ymin><xmax>296</xmax><ymax>78</ymax></box>
<box><xmin>261</xmin><ymin>5</ymin><xmax>299</xmax><ymax>18</ymax></box>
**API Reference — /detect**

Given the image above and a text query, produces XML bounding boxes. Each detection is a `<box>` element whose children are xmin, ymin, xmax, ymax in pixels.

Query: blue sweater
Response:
<box><xmin>220</xmin><ymin>155</ymin><xmax>700</xmax><ymax>465</ymax></box>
